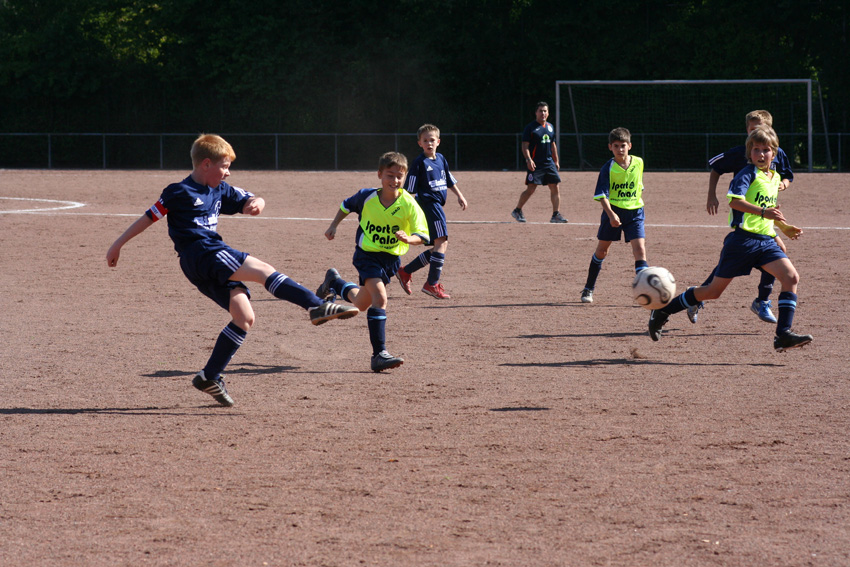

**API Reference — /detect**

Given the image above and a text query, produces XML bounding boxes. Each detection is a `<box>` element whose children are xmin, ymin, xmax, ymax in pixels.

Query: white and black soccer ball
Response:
<box><xmin>632</xmin><ymin>267</ymin><xmax>676</xmax><ymax>309</ymax></box>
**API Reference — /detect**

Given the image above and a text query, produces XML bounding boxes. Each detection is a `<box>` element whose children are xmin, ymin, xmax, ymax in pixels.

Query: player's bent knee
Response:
<box><xmin>780</xmin><ymin>271</ymin><xmax>800</xmax><ymax>288</ymax></box>
<box><xmin>232</xmin><ymin>315</ymin><xmax>253</xmax><ymax>331</ymax></box>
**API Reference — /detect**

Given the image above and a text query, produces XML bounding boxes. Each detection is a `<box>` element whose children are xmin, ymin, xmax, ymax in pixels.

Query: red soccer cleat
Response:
<box><xmin>397</xmin><ymin>267</ymin><xmax>413</xmax><ymax>295</ymax></box>
<box><xmin>422</xmin><ymin>282</ymin><xmax>451</xmax><ymax>299</ymax></box>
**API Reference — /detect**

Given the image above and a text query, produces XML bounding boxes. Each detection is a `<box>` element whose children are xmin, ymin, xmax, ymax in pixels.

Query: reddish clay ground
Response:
<box><xmin>0</xmin><ymin>169</ymin><xmax>848</xmax><ymax>566</ymax></box>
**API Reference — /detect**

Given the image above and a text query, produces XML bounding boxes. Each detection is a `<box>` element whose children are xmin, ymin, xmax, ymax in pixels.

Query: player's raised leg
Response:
<box><xmin>421</xmin><ymin>237</ymin><xmax>450</xmax><ymax>299</ymax></box>
<box><xmin>649</xmin><ymin>276</ymin><xmax>732</xmax><ymax>341</ymax></box>
<box><xmin>233</xmin><ymin>257</ymin><xmax>358</xmax><ymax>325</ymax></box>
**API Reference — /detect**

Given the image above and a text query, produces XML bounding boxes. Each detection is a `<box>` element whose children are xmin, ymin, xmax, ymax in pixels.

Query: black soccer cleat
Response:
<box><xmin>316</xmin><ymin>268</ymin><xmax>340</xmax><ymax>300</ymax></box>
<box><xmin>774</xmin><ymin>330</ymin><xmax>813</xmax><ymax>352</ymax></box>
<box><xmin>192</xmin><ymin>371</ymin><xmax>235</xmax><ymax>407</ymax></box>
<box><xmin>309</xmin><ymin>301</ymin><xmax>359</xmax><ymax>325</ymax></box>
<box><xmin>648</xmin><ymin>309</ymin><xmax>669</xmax><ymax>341</ymax></box>
<box><xmin>371</xmin><ymin>350</ymin><xmax>404</xmax><ymax>372</ymax></box>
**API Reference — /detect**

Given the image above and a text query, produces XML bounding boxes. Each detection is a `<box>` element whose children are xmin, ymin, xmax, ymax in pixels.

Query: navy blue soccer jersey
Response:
<box><xmin>522</xmin><ymin>120</ymin><xmax>557</xmax><ymax>164</ymax></box>
<box><xmin>145</xmin><ymin>175</ymin><xmax>254</xmax><ymax>255</ymax></box>
<box><xmin>708</xmin><ymin>145</ymin><xmax>794</xmax><ymax>182</ymax></box>
<box><xmin>404</xmin><ymin>152</ymin><xmax>458</xmax><ymax>206</ymax></box>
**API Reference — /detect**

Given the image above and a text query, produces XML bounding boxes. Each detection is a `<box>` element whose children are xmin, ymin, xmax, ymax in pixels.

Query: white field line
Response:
<box><xmin>0</xmin><ymin>196</ymin><xmax>86</xmax><ymax>213</ymax></box>
<box><xmin>1</xmin><ymin>202</ymin><xmax>848</xmax><ymax>230</ymax></box>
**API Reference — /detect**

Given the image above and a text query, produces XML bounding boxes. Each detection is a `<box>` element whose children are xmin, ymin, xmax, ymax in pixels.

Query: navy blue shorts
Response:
<box><xmin>179</xmin><ymin>240</ymin><xmax>250</xmax><ymax>310</ymax></box>
<box><xmin>418</xmin><ymin>200</ymin><xmax>447</xmax><ymax>242</ymax></box>
<box><xmin>525</xmin><ymin>163</ymin><xmax>561</xmax><ymax>186</ymax></box>
<box><xmin>597</xmin><ymin>207</ymin><xmax>645</xmax><ymax>243</ymax></box>
<box><xmin>715</xmin><ymin>229</ymin><xmax>787</xmax><ymax>279</ymax></box>
<box><xmin>353</xmin><ymin>247</ymin><xmax>401</xmax><ymax>286</ymax></box>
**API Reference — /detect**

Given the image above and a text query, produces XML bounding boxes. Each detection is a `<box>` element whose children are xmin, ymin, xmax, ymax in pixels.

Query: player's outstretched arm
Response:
<box><xmin>776</xmin><ymin>219</ymin><xmax>803</xmax><ymax>240</ymax></box>
<box><xmin>106</xmin><ymin>214</ymin><xmax>155</xmax><ymax>267</ymax></box>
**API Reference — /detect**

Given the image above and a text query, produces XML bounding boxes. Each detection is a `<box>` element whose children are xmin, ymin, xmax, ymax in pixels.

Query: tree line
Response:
<box><xmin>1</xmin><ymin>0</ymin><xmax>846</xmax><ymax>137</ymax></box>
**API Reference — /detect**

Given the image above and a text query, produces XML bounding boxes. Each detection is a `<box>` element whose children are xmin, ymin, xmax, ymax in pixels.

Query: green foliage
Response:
<box><xmin>0</xmin><ymin>0</ymin><xmax>846</xmax><ymax>133</ymax></box>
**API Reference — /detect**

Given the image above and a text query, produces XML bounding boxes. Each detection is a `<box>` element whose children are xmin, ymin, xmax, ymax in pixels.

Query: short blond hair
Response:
<box><xmin>745</xmin><ymin>110</ymin><xmax>773</xmax><ymax>128</ymax></box>
<box><xmin>191</xmin><ymin>134</ymin><xmax>236</xmax><ymax>166</ymax></box>
<box><xmin>417</xmin><ymin>124</ymin><xmax>440</xmax><ymax>139</ymax></box>
<box><xmin>745</xmin><ymin>125</ymin><xmax>779</xmax><ymax>162</ymax></box>
<box><xmin>378</xmin><ymin>151</ymin><xmax>408</xmax><ymax>172</ymax></box>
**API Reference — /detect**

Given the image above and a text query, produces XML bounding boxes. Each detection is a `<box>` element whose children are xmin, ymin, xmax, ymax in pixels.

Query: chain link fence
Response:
<box><xmin>1</xmin><ymin>132</ymin><xmax>847</xmax><ymax>171</ymax></box>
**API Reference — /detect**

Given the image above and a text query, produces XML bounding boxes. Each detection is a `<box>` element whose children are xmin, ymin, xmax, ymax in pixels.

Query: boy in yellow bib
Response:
<box><xmin>318</xmin><ymin>152</ymin><xmax>430</xmax><ymax>371</ymax></box>
<box><xmin>648</xmin><ymin>126</ymin><xmax>811</xmax><ymax>352</ymax></box>
<box><xmin>580</xmin><ymin>127</ymin><xmax>649</xmax><ymax>303</ymax></box>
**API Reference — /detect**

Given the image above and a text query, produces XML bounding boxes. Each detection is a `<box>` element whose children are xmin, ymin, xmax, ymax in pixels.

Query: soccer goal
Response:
<box><xmin>554</xmin><ymin>79</ymin><xmax>821</xmax><ymax>172</ymax></box>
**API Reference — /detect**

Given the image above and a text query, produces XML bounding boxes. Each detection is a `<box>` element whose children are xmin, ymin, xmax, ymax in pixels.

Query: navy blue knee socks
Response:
<box><xmin>404</xmin><ymin>250</ymin><xmax>446</xmax><ymax>285</ymax></box>
<box><xmin>584</xmin><ymin>254</ymin><xmax>604</xmax><ymax>290</ymax></box>
<box><xmin>757</xmin><ymin>268</ymin><xmax>775</xmax><ymax>302</ymax></box>
<box><xmin>367</xmin><ymin>307</ymin><xmax>387</xmax><ymax>355</ymax></box>
<box><xmin>427</xmin><ymin>252</ymin><xmax>445</xmax><ymax>285</ymax></box>
<box><xmin>776</xmin><ymin>291</ymin><xmax>797</xmax><ymax>334</ymax></box>
<box><xmin>404</xmin><ymin>250</ymin><xmax>431</xmax><ymax>274</ymax></box>
<box><xmin>265</xmin><ymin>272</ymin><xmax>321</xmax><ymax>309</ymax></box>
<box><xmin>203</xmin><ymin>321</ymin><xmax>247</xmax><ymax>379</ymax></box>
<box><xmin>659</xmin><ymin>286</ymin><xmax>699</xmax><ymax>315</ymax></box>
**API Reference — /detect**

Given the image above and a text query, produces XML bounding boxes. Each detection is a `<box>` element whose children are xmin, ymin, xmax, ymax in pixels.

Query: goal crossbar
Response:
<box><xmin>554</xmin><ymin>79</ymin><xmax>813</xmax><ymax>172</ymax></box>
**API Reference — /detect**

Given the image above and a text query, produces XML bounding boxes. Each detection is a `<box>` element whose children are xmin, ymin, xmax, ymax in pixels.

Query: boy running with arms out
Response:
<box><xmin>318</xmin><ymin>152</ymin><xmax>430</xmax><ymax>372</ymax></box>
<box><xmin>648</xmin><ymin>126</ymin><xmax>811</xmax><ymax>352</ymax></box>
<box><xmin>580</xmin><ymin>127</ymin><xmax>649</xmax><ymax>303</ymax></box>
<box><xmin>396</xmin><ymin>124</ymin><xmax>467</xmax><ymax>299</ymax></box>
<box><xmin>106</xmin><ymin>134</ymin><xmax>358</xmax><ymax>406</ymax></box>
<box><xmin>690</xmin><ymin>109</ymin><xmax>795</xmax><ymax>324</ymax></box>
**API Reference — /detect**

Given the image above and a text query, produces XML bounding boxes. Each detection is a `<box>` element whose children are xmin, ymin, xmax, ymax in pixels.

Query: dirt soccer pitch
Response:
<box><xmin>1</xmin><ymin>168</ymin><xmax>848</xmax><ymax>566</ymax></box>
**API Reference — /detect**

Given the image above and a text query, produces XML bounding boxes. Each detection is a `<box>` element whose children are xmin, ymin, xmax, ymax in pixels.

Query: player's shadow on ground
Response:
<box><xmin>0</xmin><ymin>406</ymin><xmax>226</xmax><ymax>416</ymax></box>
<box><xmin>143</xmin><ymin>362</ymin><xmax>298</xmax><ymax>378</ymax></box>
<box><xmin>421</xmin><ymin>302</ymin><xmax>564</xmax><ymax>309</ymax></box>
<box><xmin>501</xmin><ymin>358</ymin><xmax>783</xmax><ymax>368</ymax></box>
<box><xmin>517</xmin><ymin>330</ymin><xmax>759</xmax><ymax>339</ymax></box>
<box><xmin>419</xmin><ymin>302</ymin><xmax>650</xmax><ymax>310</ymax></box>
<box><xmin>519</xmin><ymin>331</ymin><xmax>647</xmax><ymax>339</ymax></box>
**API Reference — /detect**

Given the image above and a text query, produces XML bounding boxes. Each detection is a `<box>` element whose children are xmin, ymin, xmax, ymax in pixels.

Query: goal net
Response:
<box><xmin>554</xmin><ymin>80</ymin><xmax>816</xmax><ymax>172</ymax></box>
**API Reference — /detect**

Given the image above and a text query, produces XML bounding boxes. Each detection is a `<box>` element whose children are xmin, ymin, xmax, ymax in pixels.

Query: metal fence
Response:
<box><xmin>1</xmin><ymin>131</ymin><xmax>847</xmax><ymax>171</ymax></box>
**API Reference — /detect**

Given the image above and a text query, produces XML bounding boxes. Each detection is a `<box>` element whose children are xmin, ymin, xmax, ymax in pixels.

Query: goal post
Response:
<box><xmin>554</xmin><ymin>79</ymin><xmax>816</xmax><ymax>172</ymax></box>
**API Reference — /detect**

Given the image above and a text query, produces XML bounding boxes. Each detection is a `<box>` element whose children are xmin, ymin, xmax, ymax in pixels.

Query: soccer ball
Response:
<box><xmin>632</xmin><ymin>267</ymin><xmax>676</xmax><ymax>309</ymax></box>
